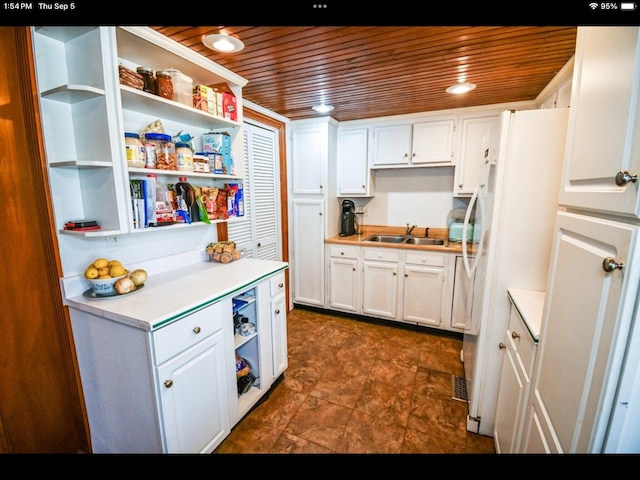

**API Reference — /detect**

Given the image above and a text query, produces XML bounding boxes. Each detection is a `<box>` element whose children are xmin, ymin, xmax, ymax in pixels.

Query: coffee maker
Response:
<box><xmin>339</xmin><ymin>199</ymin><xmax>357</xmax><ymax>236</ymax></box>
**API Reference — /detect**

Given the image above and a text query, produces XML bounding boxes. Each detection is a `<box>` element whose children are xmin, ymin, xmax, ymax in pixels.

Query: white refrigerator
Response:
<box><xmin>460</xmin><ymin>107</ymin><xmax>569</xmax><ymax>437</ymax></box>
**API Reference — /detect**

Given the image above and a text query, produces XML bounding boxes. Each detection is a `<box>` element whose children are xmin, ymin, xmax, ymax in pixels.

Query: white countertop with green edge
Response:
<box><xmin>61</xmin><ymin>257</ymin><xmax>288</xmax><ymax>331</ymax></box>
<box><xmin>507</xmin><ymin>288</ymin><xmax>546</xmax><ymax>342</ymax></box>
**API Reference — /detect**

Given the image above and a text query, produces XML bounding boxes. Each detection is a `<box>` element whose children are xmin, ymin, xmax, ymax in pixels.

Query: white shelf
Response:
<box><xmin>50</xmin><ymin>160</ymin><xmax>112</xmax><ymax>168</ymax></box>
<box><xmin>41</xmin><ymin>84</ymin><xmax>105</xmax><ymax>104</ymax></box>
<box><xmin>59</xmin><ymin>228</ymin><xmax>123</xmax><ymax>237</ymax></box>
<box><xmin>234</xmin><ymin>331</ymin><xmax>257</xmax><ymax>349</ymax></box>
<box><xmin>120</xmin><ymin>86</ymin><xmax>241</xmax><ymax>132</ymax></box>
<box><xmin>128</xmin><ymin>167</ymin><xmax>241</xmax><ymax>181</ymax></box>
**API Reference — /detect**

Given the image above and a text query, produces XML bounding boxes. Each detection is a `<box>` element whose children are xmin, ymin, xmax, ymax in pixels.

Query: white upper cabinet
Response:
<box><xmin>338</xmin><ymin>127</ymin><xmax>373</xmax><ymax>196</ymax></box>
<box><xmin>559</xmin><ymin>26</ymin><xmax>640</xmax><ymax>219</ymax></box>
<box><xmin>370</xmin><ymin>118</ymin><xmax>455</xmax><ymax>168</ymax></box>
<box><xmin>290</xmin><ymin>124</ymin><xmax>327</xmax><ymax>195</ymax></box>
<box><xmin>454</xmin><ymin>113</ymin><xmax>500</xmax><ymax>196</ymax></box>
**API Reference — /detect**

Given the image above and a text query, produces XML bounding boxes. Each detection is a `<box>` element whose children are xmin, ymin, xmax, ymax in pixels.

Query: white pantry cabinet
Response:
<box><xmin>337</xmin><ymin>127</ymin><xmax>374</xmax><ymax>196</ymax></box>
<box><xmin>522</xmin><ymin>212</ymin><xmax>638</xmax><ymax>453</ymax></box>
<box><xmin>290</xmin><ymin>118</ymin><xmax>338</xmax><ymax>309</ymax></box>
<box><xmin>32</xmin><ymin>26</ymin><xmax>247</xmax><ymax>237</ymax></box>
<box><xmin>370</xmin><ymin>119</ymin><xmax>455</xmax><ymax>168</ymax></box>
<box><xmin>559</xmin><ymin>26</ymin><xmax>640</xmax><ymax>219</ymax></box>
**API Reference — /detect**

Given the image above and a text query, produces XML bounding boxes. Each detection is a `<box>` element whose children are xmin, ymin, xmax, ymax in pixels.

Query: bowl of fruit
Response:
<box><xmin>84</xmin><ymin>258</ymin><xmax>147</xmax><ymax>296</ymax></box>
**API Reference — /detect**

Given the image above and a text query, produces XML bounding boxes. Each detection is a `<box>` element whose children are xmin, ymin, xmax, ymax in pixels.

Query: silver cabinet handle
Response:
<box><xmin>275</xmin><ymin>309</ymin><xmax>280</xmax><ymax>314</ymax></box>
<box><xmin>511</xmin><ymin>331</ymin><xmax>520</xmax><ymax>339</ymax></box>
<box><xmin>603</xmin><ymin>257</ymin><xmax>624</xmax><ymax>272</ymax></box>
<box><xmin>164</xmin><ymin>379</ymin><xmax>173</xmax><ymax>388</ymax></box>
<box><xmin>499</xmin><ymin>343</ymin><xmax>506</xmax><ymax>349</ymax></box>
<box><xmin>278</xmin><ymin>283</ymin><xmax>283</xmax><ymax>288</ymax></box>
<box><xmin>193</xmin><ymin>326</ymin><xmax>201</xmax><ymax>334</ymax></box>
<box><xmin>615</xmin><ymin>170</ymin><xmax>638</xmax><ymax>186</ymax></box>
<box><xmin>352</xmin><ymin>267</ymin><xmax>356</xmax><ymax>271</ymax></box>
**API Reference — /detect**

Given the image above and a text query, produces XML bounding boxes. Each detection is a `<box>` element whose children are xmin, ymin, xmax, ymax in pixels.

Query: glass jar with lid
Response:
<box><xmin>136</xmin><ymin>66</ymin><xmax>156</xmax><ymax>94</ymax></box>
<box><xmin>155</xmin><ymin>71</ymin><xmax>173</xmax><ymax>100</ymax></box>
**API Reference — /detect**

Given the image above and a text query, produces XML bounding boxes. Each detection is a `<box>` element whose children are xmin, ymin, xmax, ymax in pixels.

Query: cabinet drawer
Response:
<box><xmin>405</xmin><ymin>251</ymin><xmax>445</xmax><ymax>267</ymax></box>
<box><xmin>269</xmin><ymin>272</ymin><xmax>286</xmax><ymax>297</ymax></box>
<box><xmin>330</xmin><ymin>245</ymin><xmax>359</xmax><ymax>259</ymax></box>
<box><xmin>363</xmin><ymin>248</ymin><xmax>399</xmax><ymax>263</ymax></box>
<box><xmin>508</xmin><ymin>307</ymin><xmax>535</xmax><ymax>375</ymax></box>
<box><xmin>153</xmin><ymin>302</ymin><xmax>223</xmax><ymax>365</ymax></box>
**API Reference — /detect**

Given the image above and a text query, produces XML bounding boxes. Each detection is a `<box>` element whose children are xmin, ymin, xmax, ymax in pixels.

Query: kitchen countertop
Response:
<box><xmin>507</xmin><ymin>288</ymin><xmax>546</xmax><ymax>342</ymax></box>
<box><xmin>62</xmin><ymin>258</ymin><xmax>288</xmax><ymax>331</ymax></box>
<box><xmin>325</xmin><ymin>225</ymin><xmax>471</xmax><ymax>254</ymax></box>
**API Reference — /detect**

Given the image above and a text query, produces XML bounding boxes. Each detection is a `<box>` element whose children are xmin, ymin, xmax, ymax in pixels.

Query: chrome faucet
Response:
<box><xmin>406</xmin><ymin>223</ymin><xmax>417</xmax><ymax>236</ymax></box>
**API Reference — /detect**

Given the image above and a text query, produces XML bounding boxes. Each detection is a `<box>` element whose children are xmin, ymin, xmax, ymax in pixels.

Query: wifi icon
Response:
<box><xmin>589</xmin><ymin>2</ymin><xmax>599</xmax><ymax>8</ymax></box>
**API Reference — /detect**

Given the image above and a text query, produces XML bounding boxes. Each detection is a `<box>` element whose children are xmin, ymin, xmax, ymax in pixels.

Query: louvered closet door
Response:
<box><xmin>227</xmin><ymin>122</ymin><xmax>281</xmax><ymax>261</ymax></box>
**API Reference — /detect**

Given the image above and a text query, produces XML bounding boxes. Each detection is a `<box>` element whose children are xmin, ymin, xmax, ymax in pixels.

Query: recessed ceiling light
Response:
<box><xmin>312</xmin><ymin>104</ymin><xmax>334</xmax><ymax>113</ymax></box>
<box><xmin>446</xmin><ymin>82</ymin><xmax>477</xmax><ymax>94</ymax></box>
<box><xmin>202</xmin><ymin>33</ymin><xmax>245</xmax><ymax>53</ymax></box>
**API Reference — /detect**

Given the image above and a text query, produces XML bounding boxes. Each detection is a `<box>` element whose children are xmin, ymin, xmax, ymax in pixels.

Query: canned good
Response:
<box><xmin>124</xmin><ymin>132</ymin><xmax>145</xmax><ymax>168</ymax></box>
<box><xmin>143</xmin><ymin>133</ymin><xmax>175</xmax><ymax>170</ymax></box>
<box><xmin>155</xmin><ymin>71</ymin><xmax>173</xmax><ymax>100</ymax></box>
<box><xmin>176</xmin><ymin>142</ymin><xmax>194</xmax><ymax>171</ymax></box>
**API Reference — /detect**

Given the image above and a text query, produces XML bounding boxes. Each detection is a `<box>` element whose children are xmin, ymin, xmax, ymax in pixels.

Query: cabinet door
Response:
<box><xmin>338</xmin><ymin>128</ymin><xmax>372</xmax><ymax>196</ymax></box>
<box><xmin>411</xmin><ymin>120</ymin><xmax>455</xmax><ymax>165</ymax></box>
<box><xmin>157</xmin><ymin>330</ymin><xmax>230</xmax><ymax>454</ymax></box>
<box><xmin>270</xmin><ymin>292</ymin><xmax>288</xmax><ymax>380</ymax></box>
<box><xmin>362</xmin><ymin>260</ymin><xmax>398</xmax><ymax>319</ymax></box>
<box><xmin>454</xmin><ymin>114</ymin><xmax>499</xmax><ymax>196</ymax></box>
<box><xmin>371</xmin><ymin>124</ymin><xmax>412</xmax><ymax>166</ymax></box>
<box><xmin>291</xmin><ymin>125</ymin><xmax>327</xmax><ymax>194</ymax></box>
<box><xmin>329</xmin><ymin>256</ymin><xmax>359</xmax><ymax>313</ymax></box>
<box><xmin>494</xmin><ymin>308</ymin><xmax>531</xmax><ymax>454</ymax></box>
<box><xmin>401</xmin><ymin>264</ymin><xmax>443</xmax><ymax>326</ymax></box>
<box><xmin>559</xmin><ymin>27</ymin><xmax>640</xmax><ymax>218</ymax></box>
<box><xmin>524</xmin><ymin>211</ymin><xmax>638</xmax><ymax>453</ymax></box>
<box><xmin>291</xmin><ymin>198</ymin><xmax>325</xmax><ymax>307</ymax></box>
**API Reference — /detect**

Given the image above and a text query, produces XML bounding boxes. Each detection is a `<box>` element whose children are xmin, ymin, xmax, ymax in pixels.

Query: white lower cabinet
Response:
<box><xmin>69</xmin><ymin>268</ymin><xmax>286</xmax><ymax>454</ymax></box>
<box><xmin>362</xmin><ymin>248</ymin><xmax>400</xmax><ymax>319</ymax></box>
<box><xmin>328</xmin><ymin>246</ymin><xmax>360</xmax><ymax>313</ymax></box>
<box><xmin>157</xmin><ymin>327</ymin><xmax>229</xmax><ymax>454</ymax></box>
<box><xmin>493</xmin><ymin>292</ymin><xmax>538</xmax><ymax>454</ymax></box>
<box><xmin>269</xmin><ymin>272</ymin><xmax>288</xmax><ymax>381</ymax></box>
<box><xmin>330</xmin><ymin>245</ymin><xmax>457</xmax><ymax>331</ymax></box>
<box><xmin>401</xmin><ymin>251</ymin><xmax>450</xmax><ymax>327</ymax></box>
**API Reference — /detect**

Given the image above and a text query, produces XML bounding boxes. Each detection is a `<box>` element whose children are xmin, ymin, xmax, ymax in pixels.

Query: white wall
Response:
<box><xmin>345</xmin><ymin>167</ymin><xmax>469</xmax><ymax>230</ymax></box>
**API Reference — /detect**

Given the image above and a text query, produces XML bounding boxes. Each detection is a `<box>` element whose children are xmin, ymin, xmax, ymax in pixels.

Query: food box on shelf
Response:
<box><xmin>193</xmin><ymin>84</ymin><xmax>216</xmax><ymax>114</ymax></box>
<box><xmin>210</xmin><ymin>83</ymin><xmax>237</xmax><ymax>121</ymax></box>
<box><xmin>202</xmin><ymin>132</ymin><xmax>233</xmax><ymax>175</ymax></box>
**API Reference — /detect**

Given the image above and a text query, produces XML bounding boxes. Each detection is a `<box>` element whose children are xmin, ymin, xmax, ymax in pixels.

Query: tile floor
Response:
<box><xmin>214</xmin><ymin>306</ymin><xmax>496</xmax><ymax>454</ymax></box>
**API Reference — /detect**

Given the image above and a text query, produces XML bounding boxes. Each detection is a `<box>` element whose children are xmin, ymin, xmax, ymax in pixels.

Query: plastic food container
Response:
<box><xmin>124</xmin><ymin>132</ymin><xmax>145</xmax><ymax>168</ymax></box>
<box><xmin>175</xmin><ymin>142</ymin><xmax>194</xmax><ymax>171</ymax></box>
<box><xmin>164</xmin><ymin>68</ymin><xmax>193</xmax><ymax>107</ymax></box>
<box><xmin>143</xmin><ymin>133</ymin><xmax>175</xmax><ymax>170</ymax></box>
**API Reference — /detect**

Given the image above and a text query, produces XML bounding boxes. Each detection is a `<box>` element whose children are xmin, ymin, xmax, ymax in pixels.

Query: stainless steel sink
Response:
<box><xmin>404</xmin><ymin>237</ymin><xmax>445</xmax><ymax>246</ymax></box>
<box><xmin>363</xmin><ymin>234</ymin><xmax>445</xmax><ymax>246</ymax></box>
<box><xmin>364</xmin><ymin>234</ymin><xmax>406</xmax><ymax>243</ymax></box>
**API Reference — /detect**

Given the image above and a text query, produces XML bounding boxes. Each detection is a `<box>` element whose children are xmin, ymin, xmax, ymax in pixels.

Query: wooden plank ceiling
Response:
<box><xmin>151</xmin><ymin>26</ymin><xmax>577</xmax><ymax>122</ymax></box>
